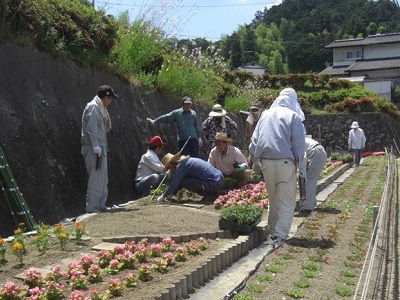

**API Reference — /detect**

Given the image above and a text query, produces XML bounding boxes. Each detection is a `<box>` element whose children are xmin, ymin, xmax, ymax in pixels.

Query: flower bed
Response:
<box><xmin>213</xmin><ymin>181</ymin><xmax>268</xmax><ymax>209</ymax></box>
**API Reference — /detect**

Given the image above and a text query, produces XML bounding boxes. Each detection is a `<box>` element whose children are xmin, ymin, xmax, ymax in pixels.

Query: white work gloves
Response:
<box><xmin>92</xmin><ymin>146</ymin><xmax>102</xmax><ymax>157</ymax></box>
<box><xmin>252</xmin><ymin>160</ymin><xmax>261</xmax><ymax>175</ymax></box>
<box><xmin>198</xmin><ymin>138</ymin><xmax>203</xmax><ymax>147</ymax></box>
<box><xmin>299</xmin><ymin>166</ymin><xmax>307</xmax><ymax>179</ymax></box>
<box><xmin>235</xmin><ymin>163</ymin><xmax>246</xmax><ymax>172</ymax></box>
<box><xmin>147</xmin><ymin>118</ymin><xmax>155</xmax><ymax>126</ymax></box>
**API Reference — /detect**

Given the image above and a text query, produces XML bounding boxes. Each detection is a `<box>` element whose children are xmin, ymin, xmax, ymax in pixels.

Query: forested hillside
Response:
<box><xmin>219</xmin><ymin>0</ymin><xmax>400</xmax><ymax>73</ymax></box>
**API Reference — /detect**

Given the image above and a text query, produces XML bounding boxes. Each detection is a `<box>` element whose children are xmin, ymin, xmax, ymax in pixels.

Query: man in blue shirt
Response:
<box><xmin>147</xmin><ymin>96</ymin><xmax>202</xmax><ymax>158</ymax></box>
<box><xmin>157</xmin><ymin>152</ymin><xmax>223</xmax><ymax>203</ymax></box>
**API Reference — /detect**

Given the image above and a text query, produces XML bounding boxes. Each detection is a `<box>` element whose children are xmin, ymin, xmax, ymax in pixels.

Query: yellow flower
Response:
<box><xmin>14</xmin><ymin>228</ymin><xmax>21</xmax><ymax>235</ymax></box>
<box><xmin>19</xmin><ymin>222</ymin><xmax>25</xmax><ymax>227</ymax></box>
<box><xmin>59</xmin><ymin>232</ymin><xmax>67</xmax><ymax>238</ymax></box>
<box><xmin>0</xmin><ymin>239</ymin><xmax>4</xmax><ymax>244</ymax></box>
<box><xmin>12</xmin><ymin>242</ymin><xmax>21</xmax><ymax>250</ymax></box>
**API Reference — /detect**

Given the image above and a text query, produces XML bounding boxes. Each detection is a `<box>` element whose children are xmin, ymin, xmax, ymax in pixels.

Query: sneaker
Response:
<box><xmin>273</xmin><ymin>237</ymin><xmax>285</xmax><ymax>248</ymax></box>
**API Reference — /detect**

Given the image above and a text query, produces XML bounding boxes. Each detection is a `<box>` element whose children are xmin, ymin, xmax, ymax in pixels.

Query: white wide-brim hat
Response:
<box><xmin>209</xmin><ymin>104</ymin><xmax>226</xmax><ymax>117</ymax></box>
<box><xmin>351</xmin><ymin>121</ymin><xmax>359</xmax><ymax>128</ymax></box>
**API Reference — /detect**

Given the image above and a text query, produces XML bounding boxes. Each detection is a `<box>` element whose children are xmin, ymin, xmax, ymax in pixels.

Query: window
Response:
<box><xmin>346</xmin><ymin>50</ymin><xmax>361</xmax><ymax>59</ymax></box>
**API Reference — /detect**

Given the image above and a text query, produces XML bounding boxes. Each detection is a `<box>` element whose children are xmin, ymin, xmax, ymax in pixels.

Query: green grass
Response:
<box><xmin>256</xmin><ymin>274</ymin><xmax>274</xmax><ymax>282</ymax></box>
<box><xmin>265</xmin><ymin>265</ymin><xmax>283</xmax><ymax>273</ymax></box>
<box><xmin>247</xmin><ymin>284</ymin><xmax>263</xmax><ymax>293</ymax></box>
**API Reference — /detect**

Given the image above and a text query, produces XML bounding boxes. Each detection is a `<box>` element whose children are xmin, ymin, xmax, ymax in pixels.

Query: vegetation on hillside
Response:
<box><xmin>0</xmin><ymin>0</ymin><xmax>399</xmax><ymax>120</ymax></box>
<box><xmin>222</xmin><ymin>0</ymin><xmax>400</xmax><ymax>72</ymax></box>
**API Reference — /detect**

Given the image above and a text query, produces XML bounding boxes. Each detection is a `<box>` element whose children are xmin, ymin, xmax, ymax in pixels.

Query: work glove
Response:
<box><xmin>147</xmin><ymin>118</ymin><xmax>155</xmax><ymax>126</ymax></box>
<box><xmin>299</xmin><ymin>166</ymin><xmax>307</xmax><ymax>179</ymax></box>
<box><xmin>198</xmin><ymin>137</ymin><xmax>203</xmax><ymax>147</ymax></box>
<box><xmin>235</xmin><ymin>163</ymin><xmax>246</xmax><ymax>172</ymax></box>
<box><xmin>92</xmin><ymin>146</ymin><xmax>102</xmax><ymax>157</ymax></box>
<box><xmin>252</xmin><ymin>160</ymin><xmax>261</xmax><ymax>175</ymax></box>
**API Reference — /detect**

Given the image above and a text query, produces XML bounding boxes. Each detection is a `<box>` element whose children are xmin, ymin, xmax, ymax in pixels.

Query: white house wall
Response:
<box><xmin>332</xmin><ymin>47</ymin><xmax>362</xmax><ymax>66</ymax></box>
<box><xmin>364</xmin><ymin>81</ymin><xmax>392</xmax><ymax>100</ymax></box>
<box><xmin>363</xmin><ymin>44</ymin><xmax>400</xmax><ymax>59</ymax></box>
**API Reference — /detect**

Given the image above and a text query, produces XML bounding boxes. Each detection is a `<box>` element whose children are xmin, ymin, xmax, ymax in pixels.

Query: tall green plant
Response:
<box><xmin>111</xmin><ymin>20</ymin><xmax>166</xmax><ymax>77</ymax></box>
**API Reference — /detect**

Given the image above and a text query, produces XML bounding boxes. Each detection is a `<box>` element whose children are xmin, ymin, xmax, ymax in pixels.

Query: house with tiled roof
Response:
<box><xmin>237</xmin><ymin>62</ymin><xmax>266</xmax><ymax>75</ymax></box>
<box><xmin>319</xmin><ymin>33</ymin><xmax>400</xmax><ymax>100</ymax></box>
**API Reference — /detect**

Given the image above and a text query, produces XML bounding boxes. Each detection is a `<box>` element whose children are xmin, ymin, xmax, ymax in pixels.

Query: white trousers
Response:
<box><xmin>301</xmin><ymin>146</ymin><xmax>327</xmax><ymax>211</ymax></box>
<box><xmin>82</xmin><ymin>146</ymin><xmax>108</xmax><ymax>213</ymax></box>
<box><xmin>261</xmin><ymin>158</ymin><xmax>296</xmax><ymax>240</ymax></box>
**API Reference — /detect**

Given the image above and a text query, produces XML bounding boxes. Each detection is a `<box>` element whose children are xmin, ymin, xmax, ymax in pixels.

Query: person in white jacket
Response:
<box><xmin>348</xmin><ymin>121</ymin><xmax>366</xmax><ymax>167</ymax></box>
<box><xmin>81</xmin><ymin>85</ymin><xmax>119</xmax><ymax>213</ymax></box>
<box><xmin>297</xmin><ymin>137</ymin><xmax>327</xmax><ymax>216</ymax></box>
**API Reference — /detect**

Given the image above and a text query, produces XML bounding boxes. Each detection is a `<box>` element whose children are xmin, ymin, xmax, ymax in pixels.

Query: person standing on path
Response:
<box><xmin>202</xmin><ymin>104</ymin><xmax>237</xmax><ymax>153</ymax></box>
<box><xmin>147</xmin><ymin>96</ymin><xmax>202</xmax><ymax>158</ymax></box>
<box><xmin>134</xmin><ymin>136</ymin><xmax>171</xmax><ymax>196</ymax></box>
<box><xmin>297</xmin><ymin>137</ymin><xmax>327</xmax><ymax>216</ymax></box>
<box><xmin>81</xmin><ymin>85</ymin><xmax>119</xmax><ymax>213</ymax></box>
<box><xmin>249</xmin><ymin>88</ymin><xmax>306</xmax><ymax>248</ymax></box>
<box><xmin>348</xmin><ymin>121</ymin><xmax>366</xmax><ymax>167</ymax></box>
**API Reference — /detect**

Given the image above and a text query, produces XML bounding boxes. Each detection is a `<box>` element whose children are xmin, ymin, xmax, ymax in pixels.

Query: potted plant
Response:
<box><xmin>219</xmin><ymin>203</ymin><xmax>263</xmax><ymax>234</ymax></box>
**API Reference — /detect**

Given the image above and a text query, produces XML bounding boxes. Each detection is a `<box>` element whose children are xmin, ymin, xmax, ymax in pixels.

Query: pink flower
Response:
<box><xmin>69</xmin><ymin>289</ymin><xmax>85</xmax><ymax>300</ymax></box>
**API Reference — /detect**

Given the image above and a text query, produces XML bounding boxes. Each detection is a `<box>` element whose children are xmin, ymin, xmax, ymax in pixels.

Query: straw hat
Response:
<box><xmin>162</xmin><ymin>152</ymin><xmax>190</xmax><ymax>173</ymax></box>
<box><xmin>213</xmin><ymin>132</ymin><xmax>233</xmax><ymax>142</ymax></box>
<box><xmin>351</xmin><ymin>121</ymin><xmax>359</xmax><ymax>129</ymax></box>
<box><xmin>209</xmin><ymin>104</ymin><xmax>227</xmax><ymax>117</ymax></box>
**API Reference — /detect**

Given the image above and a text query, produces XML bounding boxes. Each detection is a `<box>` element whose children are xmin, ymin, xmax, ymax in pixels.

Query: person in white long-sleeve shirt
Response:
<box><xmin>348</xmin><ymin>121</ymin><xmax>366</xmax><ymax>167</ymax></box>
<box><xmin>134</xmin><ymin>136</ymin><xmax>171</xmax><ymax>196</ymax></box>
<box><xmin>81</xmin><ymin>85</ymin><xmax>119</xmax><ymax>213</ymax></box>
<box><xmin>249</xmin><ymin>88</ymin><xmax>306</xmax><ymax>248</ymax></box>
<box><xmin>298</xmin><ymin>137</ymin><xmax>327</xmax><ymax>215</ymax></box>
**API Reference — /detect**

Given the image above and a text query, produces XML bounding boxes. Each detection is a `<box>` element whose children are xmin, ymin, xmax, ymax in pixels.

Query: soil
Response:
<box><xmin>0</xmin><ymin>195</ymin><xmax>237</xmax><ymax>299</ymax></box>
<box><xmin>0</xmin><ymin>156</ymin><xmax>386</xmax><ymax>300</ymax></box>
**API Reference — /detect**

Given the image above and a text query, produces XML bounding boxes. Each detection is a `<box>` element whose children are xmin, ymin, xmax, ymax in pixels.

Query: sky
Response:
<box><xmin>94</xmin><ymin>0</ymin><xmax>282</xmax><ymax>41</ymax></box>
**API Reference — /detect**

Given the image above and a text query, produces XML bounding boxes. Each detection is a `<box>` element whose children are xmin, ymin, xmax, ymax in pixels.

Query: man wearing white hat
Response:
<box><xmin>202</xmin><ymin>104</ymin><xmax>237</xmax><ymax>152</ymax></box>
<box><xmin>348</xmin><ymin>121</ymin><xmax>366</xmax><ymax>167</ymax></box>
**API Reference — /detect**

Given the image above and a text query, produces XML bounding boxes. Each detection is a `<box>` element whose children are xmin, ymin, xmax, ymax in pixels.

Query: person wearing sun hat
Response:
<box><xmin>208</xmin><ymin>132</ymin><xmax>249</xmax><ymax>188</ymax></box>
<box><xmin>147</xmin><ymin>96</ymin><xmax>202</xmax><ymax>158</ymax></box>
<box><xmin>348</xmin><ymin>121</ymin><xmax>366</xmax><ymax>167</ymax></box>
<box><xmin>157</xmin><ymin>152</ymin><xmax>223</xmax><ymax>203</ymax></box>
<box><xmin>202</xmin><ymin>103</ymin><xmax>237</xmax><ymax>153</ymax></box>
<box><xmin>134</xmin><ymin>136</ymin><xmax>171</xmax><ymax>196</ymax></box>
<box><xmin>81</xmin><ymin>85</ymin><xmax>119</xmax><ymax>213</ymax></box>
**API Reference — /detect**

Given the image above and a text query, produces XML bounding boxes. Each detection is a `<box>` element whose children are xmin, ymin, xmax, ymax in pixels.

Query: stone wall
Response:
<box><xmin>304</xmin><ymin>113</ymin><xmax>400</xmax><ymax>153</ymax></box>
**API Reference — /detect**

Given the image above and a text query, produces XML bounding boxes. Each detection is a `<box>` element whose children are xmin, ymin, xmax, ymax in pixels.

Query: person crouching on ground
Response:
<box><xmin>134</xmin><ymin>136</ymin><xmax>171</xmax><ymax>196</ymax></box>
<box><xmin>208</xmin><ymin>132</ymin><xmax>249</xmax><ymax>188</ymax></box>
<box><xmin>157</xmin><ymin>152</ymin><xmax>223</xmax><ymax>203</ymax></box>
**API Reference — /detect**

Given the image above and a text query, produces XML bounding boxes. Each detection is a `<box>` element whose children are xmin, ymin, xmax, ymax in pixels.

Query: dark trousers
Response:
<box><xmin>180</xmin><ymin>178</ymin><xmax>222</xmax><ymax>196</ymax></box>
<box><xmin>352</xmin><ymin>148</ymin><xmax>362</xmax><ymax>166</ymax></box>
<box><xmin>178</xmin><ymin>138</ymin><xmax>199</xmax><ymax>158</ymax></box>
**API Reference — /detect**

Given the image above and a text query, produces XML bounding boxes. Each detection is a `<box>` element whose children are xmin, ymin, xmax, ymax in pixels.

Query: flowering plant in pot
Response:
<box><xmin>219</xmin><ymin>203</ymin><xmax>263</xmax><ymax>233</ymax></box>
